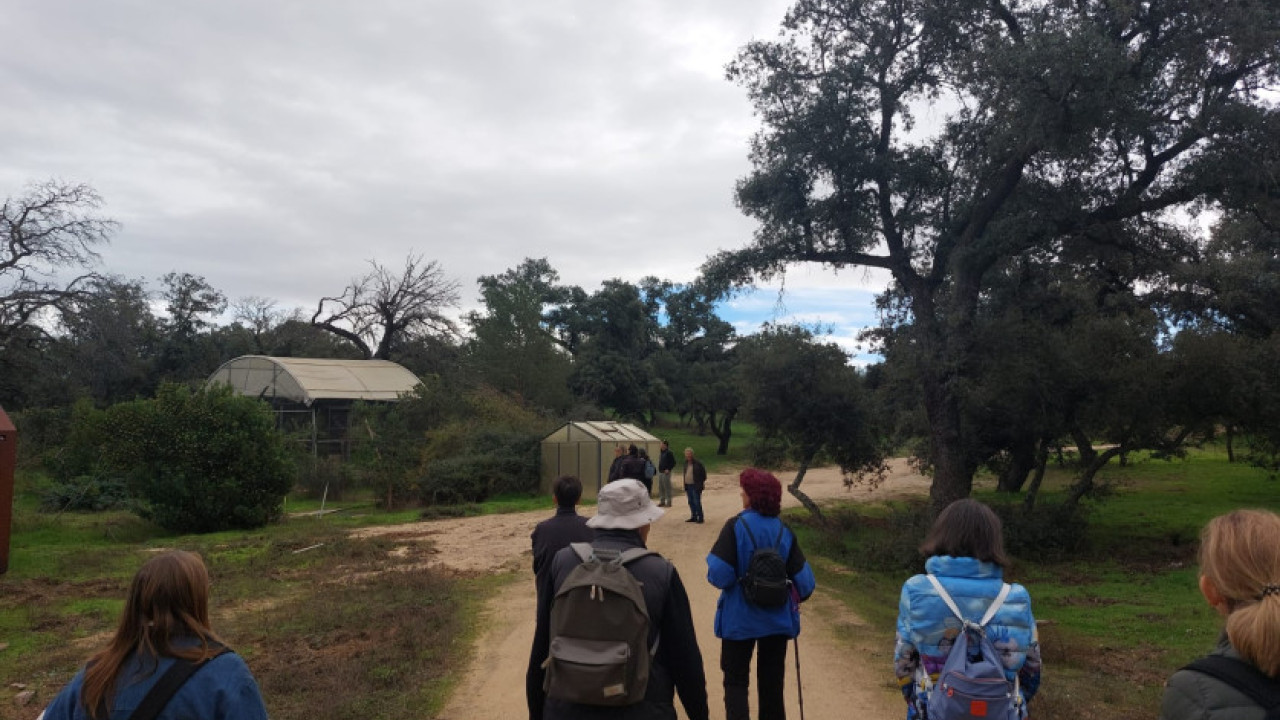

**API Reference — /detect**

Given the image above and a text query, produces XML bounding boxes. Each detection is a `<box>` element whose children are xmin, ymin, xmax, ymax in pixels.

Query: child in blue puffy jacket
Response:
<box><xmin>894</xmin><ymin>499</ymin><xmax>1042</xmax><ymax>719</ymax></box>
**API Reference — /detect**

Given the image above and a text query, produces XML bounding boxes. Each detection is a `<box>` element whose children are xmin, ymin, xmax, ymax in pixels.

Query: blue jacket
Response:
<box><xmin>894</xmin><ymin>556</ymin><xmax>1041</xmax><ymax>719</ymax></box>
<box><xmin>42</xmin><ymin>650</ymin><xmax>268</xmax><ymax>720</ymax></box>
<box><xmin>706</xmin><ymin>511</ymin><xmax>816</xmax><ymax>641</ymax></box>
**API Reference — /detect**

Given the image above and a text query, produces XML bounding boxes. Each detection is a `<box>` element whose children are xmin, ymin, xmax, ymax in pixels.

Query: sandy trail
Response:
<box><xmin>356</xmin><ymin>461</ymin><xmax>929</xmax><ymax>720</ymax></box>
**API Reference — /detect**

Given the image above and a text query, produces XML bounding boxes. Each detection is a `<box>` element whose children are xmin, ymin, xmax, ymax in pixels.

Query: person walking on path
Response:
<box><xmin>1160</xmin><ymin>509</ymin><xmax>1280</xmax><ymax>720</ymax></box>
<box><xmin>894</xmin><ymin>498</ymin><xmax>1041</xmax><ymax>719</ymax></box>
<box><xmin>683</xmin><ymin>447</ymin><xmax>707</xmax><ymax>523</ymax></box>
<box><xmin>39</xmin><ymin>550</ymin><xmax>269</xmax><ymax>720</ymax></box>
<box><xmin>527</xmin><ymin>475</ymin><xmax>596</xmax><ymax>719</ymax></box>
<box><xmin>529</xmin><ymin>479</ymin><xmax>711</xmax><ymax>720</ymax></box>
<box><xmin>706</xmin><ymin>469</ymin><xmax>816</xmax><ymax>720</ymax></box>
<box><xmin>656</xmin><ymin>440</ymin><xmax>676</xmax><ymax>507</ymax></box>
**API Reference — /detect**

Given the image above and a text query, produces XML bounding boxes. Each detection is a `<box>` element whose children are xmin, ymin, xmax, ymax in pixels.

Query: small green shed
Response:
<box><xmin>540</xmin><ymin>421</ymin><xmax>661</xmax><ymax>497</ymax></box>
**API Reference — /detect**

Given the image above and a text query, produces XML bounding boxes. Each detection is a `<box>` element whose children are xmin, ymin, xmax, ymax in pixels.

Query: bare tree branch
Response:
<box><xmin>311</xmin><ymin>253</ymin><xmax>460</xmax><ymax>360</ymax></box>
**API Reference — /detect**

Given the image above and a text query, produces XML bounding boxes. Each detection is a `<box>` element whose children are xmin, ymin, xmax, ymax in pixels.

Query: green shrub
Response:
<box><xmin>39</xmin><ymin>474</ymin><xmax>133</xmax><ymax>512</ymax></box>
<box><xmin>748</xmin><ymin>437</ymin><xmax>791</xmax><ymax>468</ymax></box>
<box><xmin>61</xmin><ymin>383</ymin><xmax>295</xmax><ymax>532</ymax></box>
<box><xmin>809</xmin><ymin>497</ymin><xmax>1092</xmax><ymax>571</ymax></box>
<box><xmin>419</xmin><ymin>430</ymin><xmax>541</xmax><ymax>504</ymax></box>
<box><xmin>47</xmin><ymin>399</ymin><xmax>111</xmax><ymax>481</ymax></box>
<box><xmin>990</xmin><ymin>499</ymin><xmax>1091</xmax><ymax>561</ymax></box>
<box><xmin>10</xmin><ymin>404</ymin><xmax>75</xmax><ymax>468</ymax></box>
<box><xmin>810</xmin><ymin>503</ymin><xmax>933</xmax><ymax>572</ymax></box>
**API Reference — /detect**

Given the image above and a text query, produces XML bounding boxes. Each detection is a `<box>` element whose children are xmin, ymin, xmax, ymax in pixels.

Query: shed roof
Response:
<box><xmin>541</xmin><ymin>421</ymin><xmax>659</xmax><ymax>444</ymax></box>
<box><xmin>207</xmin><ymin>355</ymin><xmax>421</xmax><ymax>406</ymax></box>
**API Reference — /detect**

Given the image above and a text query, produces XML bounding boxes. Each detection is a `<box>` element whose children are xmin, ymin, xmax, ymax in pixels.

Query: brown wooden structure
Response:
<box><xmin>0</xmin><ymin>406</ymin><xmax>15</xmax><ymax>574</ymax></box>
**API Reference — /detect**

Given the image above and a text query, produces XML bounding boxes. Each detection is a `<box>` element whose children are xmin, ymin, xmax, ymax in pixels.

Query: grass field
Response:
<box><xmin>0</xmin><ymin>473</ymin><xmax>518</xmax><ymax>720</ymax></box>
<box><xmin>646</xmin><ymin>413</ymin><xmax>761</xmax><ymax>474</ymax></box>
<box><xmin>792</xmin><ymin>446</ymin><xmax>1280</xmax><ymax>719</ymax></box>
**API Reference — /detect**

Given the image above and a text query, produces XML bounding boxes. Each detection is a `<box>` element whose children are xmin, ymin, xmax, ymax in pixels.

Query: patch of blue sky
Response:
<box><xmin>716</xmin><ymin>284</ymin><xmax>884</xmax><ymax>366</ymax></box>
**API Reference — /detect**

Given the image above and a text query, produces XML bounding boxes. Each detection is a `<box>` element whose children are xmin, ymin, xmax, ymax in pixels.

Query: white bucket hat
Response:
<box><xmin>588</xmin><ymin>479</ymin><xmax>664</xmax><ymax>529</ymax></box>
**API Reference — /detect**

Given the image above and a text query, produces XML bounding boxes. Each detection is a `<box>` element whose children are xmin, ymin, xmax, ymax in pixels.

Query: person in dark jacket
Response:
<box><xmin>706</xmin><ymin>469</ymin><xmax>816</xmax><ymax>720</ymax></box>
<box><xmin>527</xmin><ymin>475</ymin><xmax>597</xmax><ymax>719</ymax></box>
<box><xmin>607</xmin><ymin>444</ymin><xmax>627</xmax><ymax>483</ymax></box>
<box><xmin>530</xmin><ymin>479</ymin><xmax>710</xmax><ymax>720</ymax></box>
<box><xmin>656</xmin><ymin>440</ymin><xmax>676</xmax><ymax>508</ymax></box>
<box><xmin>618</xmin><ymin>444</ymin><xmax>650</xmax><ymax>489</ymax></box>
<box><xmin>1160</xmin><ymin>509</ymin><xmax>1280</xmax><ymax>720</ymax></box>
<box><xmin>40</xmin><ymin>551</ymin><xmax>268</xmax><ymax>720</ymax></box>
<box><xmin>682</xmin><ymin>447</ymin><xmax>707</xmax><ymax>523</ymax></box>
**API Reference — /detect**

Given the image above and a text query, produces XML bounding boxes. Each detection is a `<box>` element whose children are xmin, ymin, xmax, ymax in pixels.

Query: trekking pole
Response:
<box><xmin>793</xmin><ymin>635</ymin><xmax>805</xmax><ymax>720</ymax></box>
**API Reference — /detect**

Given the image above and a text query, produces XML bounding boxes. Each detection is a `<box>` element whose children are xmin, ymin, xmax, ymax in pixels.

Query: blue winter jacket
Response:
<box><xmin>42</xmin><ymin>649</ymin><xmax>268</xmax><ymax>720</ymax></box>
<box><xmin>894</xmin><ymin>556</ymin><xmax>1041</xmax><ymax>719</ymax></box>
<box><xmin>706</xmin><ymin>510</ymin><xmax>817</xmax><ymax>641</ymax></box>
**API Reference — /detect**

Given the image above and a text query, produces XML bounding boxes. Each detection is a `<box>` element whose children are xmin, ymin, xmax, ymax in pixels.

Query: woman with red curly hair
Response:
<box><xmin>706</xmin><ymin>468</ymin><xmax>816</xmax><ymax>720</ymax></box>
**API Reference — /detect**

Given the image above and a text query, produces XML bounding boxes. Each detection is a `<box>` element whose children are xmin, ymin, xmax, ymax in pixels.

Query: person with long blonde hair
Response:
<box><xmin>1161</xmin><ymin>509</ymin><xmax>1280</xmax><ymax>720</ymax></box>
<box><xmin>41</xmin><ymin>550</ymin><xmax>267</xmax><ymax>720</ymax></box>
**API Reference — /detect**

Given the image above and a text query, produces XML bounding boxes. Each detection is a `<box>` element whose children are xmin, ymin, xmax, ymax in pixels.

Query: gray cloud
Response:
<box><xmin>3</xmin><ymin>0</ymin><xmax>865</xmax><ymax>326</ymax></box>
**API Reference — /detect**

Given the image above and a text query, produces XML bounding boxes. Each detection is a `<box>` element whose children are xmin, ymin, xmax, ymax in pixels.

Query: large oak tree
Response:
<box><xmin>707</xmin><ymin>0</ymin><xmax>1280</xmax><ymax>511</ymax></box>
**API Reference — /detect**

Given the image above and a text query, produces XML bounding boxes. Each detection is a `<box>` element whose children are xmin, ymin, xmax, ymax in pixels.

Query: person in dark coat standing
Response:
<box><xmin>607</xmin><ymin>444</ymin><xmax>627</xmax><ymax>483</ymax></box>
<box><xmin>683</xmin><ymin>447</ymin><xmax>707</xmax><ymax>523</ymax></box>
<box><xmin>527</xmin><ymin>475</ymin><xmax>597</xmax><ymax>719</ymax></box>
<box><xmin>656</xmin><ymin>440</ymin><xmax>676</xmax><ymax>507</ymax></box>
<box><xmin>618</xmin><ymin>444</ymin><xmax>650</xmax><ymax>491</ymax></box>
<box><xmin>530</xmin><ymin>479</ymin><xmax>711</xmax><ymax>720</ymax></box>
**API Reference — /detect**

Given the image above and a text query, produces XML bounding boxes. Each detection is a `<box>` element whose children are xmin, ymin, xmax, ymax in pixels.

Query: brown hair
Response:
<box><xmin>919</xmin><ymin>499</ymin><xmax>1010</xmax><ymax>569</ymax></box>
<box><xmin>1199</xmin><ymin>509</ymin><xmax>1280</xmax><ymax>678</ymax></box>
<box><xmin>81</xmin><ymin>550</ymin><xmax>224</xmax><ymax>719</ymax></box>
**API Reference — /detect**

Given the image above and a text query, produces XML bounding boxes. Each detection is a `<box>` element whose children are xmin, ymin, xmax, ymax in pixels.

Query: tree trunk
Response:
<box><xmin>1226</xmin><ymin>425</ymin><xmax>1236</xmax><ymax>463</ymax></box>
<box><xmin>997</xmin><ymin>438</ymin><xmax>1037</xmax><ymax>493</ymax></box>
<box><xmin>691</xmin><ymin>410</ymin><xmax>708</xmax><ymax>435</ymax></box>
<box><xmin>922</xmin><ymin>378</ymin><xmax>974</xmax><ymax>515</ymax></box>
<box><xmin>788</xmin><ymin>454</ymin><xmax>824</xmax><ymax>522</ymax></box>
<box><xmin>1022</xmin><ymin>437</ymin><xmax>1052</xmax><ymax>513</ymax></box>
<box><xmin>1065</xmin><ymin>445</ymin><xmax>1124</xmax><ymax>509</ymax></box>
<box><xmin>709</xmin><ymin>408</ymin><xmax>736</xmax><ymax>455</ymax></box>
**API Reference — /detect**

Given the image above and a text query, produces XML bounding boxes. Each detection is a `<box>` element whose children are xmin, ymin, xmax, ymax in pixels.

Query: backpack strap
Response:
<box><xmin>572</xmin><ymin>542</ymin><xmax>656</xmax><ymax>567</ymax></box>
<box><xmin>925</xmin><ymin>574</ymin><xmax>1010</xmax><ymax>631</ymax></box>
<box><xmin>617</xmin><ymin>548</ymin><xmax>657</xmax><ymax>566</ymax></box>
<box><xmin>126</xmin><ymin>646</ymin><xmax>230</xmax><ymax>720</ymax></box>
<box><xmin>1183</xmin><ymin>655</ymin><xmax>1280</xmax><ymax>714</ymax></box>
<box><xmin>570</xmin><ymin>542</ymin><xmax>594</xmax><ymax>563</ymax></box>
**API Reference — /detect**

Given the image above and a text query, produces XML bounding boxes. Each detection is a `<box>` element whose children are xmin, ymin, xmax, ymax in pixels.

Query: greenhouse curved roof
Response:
<box><xmin>207</xmin><ymin>355</ymin><xmax>421</xmax><ymax>406</ymax></box>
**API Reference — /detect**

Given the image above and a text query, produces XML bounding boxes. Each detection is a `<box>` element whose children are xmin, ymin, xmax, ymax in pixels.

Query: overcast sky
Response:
<box><xmin>2</xmin><ymin>0</ymin><xmax>887</xmax><ymax>360</ymax></box>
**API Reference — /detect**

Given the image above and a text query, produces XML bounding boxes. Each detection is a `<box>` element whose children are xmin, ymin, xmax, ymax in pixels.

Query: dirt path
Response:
<box><xmin>355</xmin><ymin>461</ymin><xmax>929</xmax><ymax>719</ymax></box>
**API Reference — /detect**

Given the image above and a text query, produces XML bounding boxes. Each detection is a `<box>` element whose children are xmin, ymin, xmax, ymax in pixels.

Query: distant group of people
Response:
<box><xmin>34</xmin><ymin>462</ymin><xmax>1280</xmax><ymax>720</ymax></box>
<box><xmin>607</xmin><ymin>440</ymin><xmax>706</xmax><ymax>522</ymax></box>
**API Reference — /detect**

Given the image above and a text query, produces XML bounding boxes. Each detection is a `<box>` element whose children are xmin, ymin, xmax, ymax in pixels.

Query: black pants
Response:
<box><xmin>721</xmin><ymin>635</ymin><xmax>789</xmax><ymax>720</ymax></box>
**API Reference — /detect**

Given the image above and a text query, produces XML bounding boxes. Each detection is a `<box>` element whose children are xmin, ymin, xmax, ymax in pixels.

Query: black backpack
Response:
<box><xmin>1182</xmin><ymin>655</ymin><xmax>1280</xmax><ymax>720</ymax></box>
<box><xmin>737</xmin><ymin>517</ymin><xmax>791</xmax><ymax>608</ymax></box>
<box><xmin>543</xmin><ymin>543</ymin><xmax>659</xmax><ymax>706</ymax></box>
